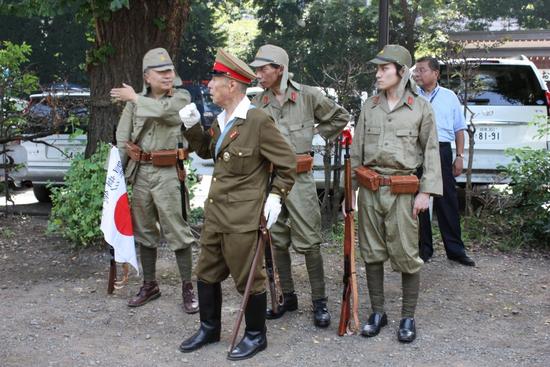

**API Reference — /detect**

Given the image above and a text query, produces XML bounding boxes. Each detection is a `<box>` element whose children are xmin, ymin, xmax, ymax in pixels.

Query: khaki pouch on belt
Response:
<box><xmin>389</xmin><ymin>175</ymin><xmax>419</xmax><ymax>194</ymax></box>
<box><xmin>151</xmin><ymin>149</ymin><xmax>177</xmax><ymax>166</ymax></box>
<box><xmin>354</xmin><ymin>166</ymin><xmax>380</xmax><ymax>191</ymax></box>
<box><xmin>296</xmin><ymin>154</ymin><xmax>314</xmax><ymax>174</ymax></box>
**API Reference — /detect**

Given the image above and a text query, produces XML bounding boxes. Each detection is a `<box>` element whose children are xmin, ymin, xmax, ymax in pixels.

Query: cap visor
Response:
<box><xmin>149</xmin><ymin>65</ymin><xmax>174</xmax><ymax>72</ymax></box>
<box><xmin>369</xmin><ymin>57</ymin><xmax>391</xmax><ymax>65</ymax></box>
<box><xmin>249</xmin><ymin>60</ymin><xmax>271</xmax><ymax>67</ymax></box>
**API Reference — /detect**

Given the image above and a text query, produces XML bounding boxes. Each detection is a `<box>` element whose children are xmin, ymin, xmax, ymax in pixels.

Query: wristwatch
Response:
<box><xmin>456</xmin><ymin>153</ymin><xmax>464</xmax><ymax>158</ymax></box>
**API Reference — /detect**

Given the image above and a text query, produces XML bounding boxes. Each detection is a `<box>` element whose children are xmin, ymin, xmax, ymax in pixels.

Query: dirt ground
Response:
<box><xmin>1</xmin><ymin>214</ymin><xmax>549</xmax><ymax>367</ymax></box>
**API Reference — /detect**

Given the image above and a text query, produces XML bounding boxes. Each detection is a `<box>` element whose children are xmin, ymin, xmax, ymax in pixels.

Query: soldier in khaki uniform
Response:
<box><xmin>111</xmin><ymin>48</ymin><xmax>198</xmax><ymax>314</ymax></box>
<box><xmin>250</xmin><ymin>44</ymin><xmax>349</xmax><ymax>327</ymax></box>
<box><xmin>349</xmin><ymin>45</ymin><xmax>442</xmax><ymax>342</ymax></box>
<box><xmin>178</xmin><ymin>49</ymin><xmax>295</xmax><ymax>361</ymax></box>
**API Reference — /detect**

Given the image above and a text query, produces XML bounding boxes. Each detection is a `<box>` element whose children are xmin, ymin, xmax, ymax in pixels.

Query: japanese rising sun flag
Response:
<box><xmin>100</xmin><ymin>146</ymin><xmax>139</xmax><ymax>274</ymax></box>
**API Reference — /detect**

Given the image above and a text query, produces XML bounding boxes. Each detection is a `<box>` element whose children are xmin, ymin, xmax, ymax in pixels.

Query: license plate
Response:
<box><xmin>475</xmin><ymin>127</ymin><xmax>502</xmax><ymax>143</ymax></box>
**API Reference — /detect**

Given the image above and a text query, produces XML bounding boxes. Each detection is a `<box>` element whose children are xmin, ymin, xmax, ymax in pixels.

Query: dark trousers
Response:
<box><xmin>418</xmin><ymin>142</ymin><xmax>466</xmax><ymax>260</ymax></box>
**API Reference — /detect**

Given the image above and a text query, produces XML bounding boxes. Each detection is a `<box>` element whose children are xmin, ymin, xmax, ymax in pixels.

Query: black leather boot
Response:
<box><xmin>312</xmin><ymin>298</ymin><xmax>331</xmax><ymax>328</ymax></box>
<box><xmin>227</xmin><ymin>292</ymin><xmax>268</xmax><ymax>361</ymax></box>
<box><xmin>397</xmin><ymin>317</ymin><xmax>416</xmax><ymax>343</ymax></box>
<box><xmin>179</xmin><ymin>281</ymin><xmax>221</xmax><ymax>353</ymax></box>
<box><xmin>361</xmin><ymin>312</ymin><xmax>388</xmax><ymax>337</ymax></box>
<box><xmin>266</xmin><ymin>291</ymin><xmax>298</xmax><ymax>319</ymax></box>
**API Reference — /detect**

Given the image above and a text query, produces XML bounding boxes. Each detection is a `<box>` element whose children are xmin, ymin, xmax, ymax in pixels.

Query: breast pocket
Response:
<box><xmin>395</xmin><ymin>129</ymin><xmax>419</xmax><ymax>158</ymax></box>
<box><xmin>288</xmin><ymin>120</ymin><xmax>314</xmax><ymax>153</ymax></box>
<box><xmin>363</xmin><ymin>126</ymin><xmax>381</xmax><ymax>157</ymax></box>
<box><xmin>224</xmin><ymin>146</ymin><xmax>255</xmax><ymax>175</ymax></box>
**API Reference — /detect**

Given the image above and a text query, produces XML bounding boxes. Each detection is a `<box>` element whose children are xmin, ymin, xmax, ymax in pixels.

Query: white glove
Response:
<box><xmin>179</xmin><ymin>103</ymin><xmax>201</xmax><ymax>128</ymax></box>
<box><xmin>263</xmin><ymin>193</ymin><xmax>282</xmax><ymax>230</ymax></box>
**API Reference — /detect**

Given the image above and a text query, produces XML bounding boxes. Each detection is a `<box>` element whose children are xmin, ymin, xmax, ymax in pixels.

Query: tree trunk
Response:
<box><xmin>85</xmin><ymin>0</ymin><xmax>190</xmax><ymax>157</ymax></box>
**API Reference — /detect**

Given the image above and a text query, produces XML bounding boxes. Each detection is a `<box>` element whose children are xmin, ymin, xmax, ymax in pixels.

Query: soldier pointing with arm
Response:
<box><xmin>250</xmin><ymin>44</ymin><xmax>350</xmax><ymax>327</ymax></box>
<box><xmin>111</xmin><ymin>48</ymin><xmax>198</xmax><ymax>314</ymax></box>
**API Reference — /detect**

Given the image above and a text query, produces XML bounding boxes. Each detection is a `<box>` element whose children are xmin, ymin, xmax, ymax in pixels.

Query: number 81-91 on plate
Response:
<box><xmin>475</xmin><ymin>127</ymin><xmax>502</xmax><ymax>143</ymax></box>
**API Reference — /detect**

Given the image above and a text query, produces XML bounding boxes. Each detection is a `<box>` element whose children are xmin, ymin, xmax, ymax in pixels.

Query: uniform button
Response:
<box><xmin>384</xmin><ymin>143</ymin><xmax>388</xmax><ymax>146</ymax></box>
<box><xmin>238</xmin><ymin>152</ymin><xmax>242</xmax><ymax>156</ymax></box>
<box><xmin>212</xmin><ymin>177</ymin><xmax>217</xmax><ymax>182</ymax></box>
<box><xmin>388</xmin><ymin>118</ymin><xmax>392</xmax><ymax>122</ymax></box>
<box><xmin>209</xmin><ymin>199</ymin><xmax>213</xmax><ymax>203</ymax></box>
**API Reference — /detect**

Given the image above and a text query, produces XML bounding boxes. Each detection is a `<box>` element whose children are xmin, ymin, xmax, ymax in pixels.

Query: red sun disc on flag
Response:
<box><xmin>114</xmin><ymin>193</ymin><xmax>133</xmax><ymax>236</ymax></box>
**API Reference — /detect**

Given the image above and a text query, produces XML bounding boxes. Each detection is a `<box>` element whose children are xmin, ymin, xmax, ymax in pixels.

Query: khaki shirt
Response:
<box><xmin>116</xmin><ymin>89</ymin><xmax>191</xmax><ymax>171</ymax></box>
<box><xmin>252</xmin><ymin>80</ymin><xmax>350</xmax><ymax>154</ymax></box>
<box><xmin>184</xmin><ymin>107</ymin><xmax>296</xmax><ymax>233</ymax></box>
<box><xmin>351</xmin><ymin>88</ymin><xmax>442</xmax><ymax>195</ymax></box>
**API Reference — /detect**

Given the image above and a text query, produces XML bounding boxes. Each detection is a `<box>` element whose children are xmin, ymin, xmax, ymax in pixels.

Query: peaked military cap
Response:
<box><xmin>142</xmin><ymin>48</ymin><xmax>175</xmax><ymax>72</ymax></box>
<box><xmin>249</xmin><ymin>44</ymin><xmax>289</xmax><ymax>68</ymax></box>
<box><xmin>212</xmin><ymin>48</ymin><xmax>256</xmax><ymax>84</ymax></box>
<box><xmin>369</xmin><ymin>44</ymin><xmax>412</xmax><ymax>68</ymax></box>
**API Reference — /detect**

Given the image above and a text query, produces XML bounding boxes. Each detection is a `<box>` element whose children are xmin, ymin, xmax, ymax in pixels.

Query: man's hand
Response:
<box><xmin>179</xmin><ymin>103</ymin><xmax>201</xmax><ymax>129</ymax></box>
<box><xmin>110</xmin><ymin>83</ymin><xmax>138</xmax><ymax>103</ymax></box>
<box><xmin>412</xmin><ymin>192</ymin><xmax>430</xmax><ymax>219</ymax></box>
<box><xmin>452</xmin><ymin>157</ymin><xmax>463</xmax><ymax>177</ymax></box>
<box><xmin>263</xmin><ymin>193</ymin><xmax>282</xmax><ymax>229</ymax></box>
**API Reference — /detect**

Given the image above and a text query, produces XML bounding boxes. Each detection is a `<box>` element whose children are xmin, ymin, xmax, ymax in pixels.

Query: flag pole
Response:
<box><xmin>107</xmin><ymin>243</ymin><xmax>117</xmax><ymax>294</ymax></box>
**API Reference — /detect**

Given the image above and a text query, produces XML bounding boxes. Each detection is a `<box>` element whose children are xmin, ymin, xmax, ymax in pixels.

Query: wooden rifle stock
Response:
<box><xmin>228</xmin><ymin>218</ymin><xmax>268</xmax><ymax>354</ymax></box>
<box><xmin>337</xmin><ymin>137</ymin><xmax>360</xmax><ymax>336</ymax></box>
<box><xmin>264</xmin><ymin>230</ymin><xmax>284</xmax><ymax>314</ymax></box>
<box><xmin>177</xmin><ymin>142</ymin><xmax>188</xmax><ymax>221</ymax></box>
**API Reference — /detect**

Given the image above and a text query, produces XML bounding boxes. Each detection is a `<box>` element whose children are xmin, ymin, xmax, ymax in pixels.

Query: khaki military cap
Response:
<box><xmin>212</xmin><ymin>48</ymin><xmax>256</xmax><ymax>84</ymax></box>
<box><xmin>142</xmin><ymin>48</ymin><xmax>175</xmax><ymax>72</ymax></box>
<box><xmin>369</xmin><ymin>44</ymin><xmax>412</xmax><ymax>68</ymax></box>
<box><xmin>249</xmin><ymin>44</ymin><xmax>289</xmax><ymax>68</ymax></box>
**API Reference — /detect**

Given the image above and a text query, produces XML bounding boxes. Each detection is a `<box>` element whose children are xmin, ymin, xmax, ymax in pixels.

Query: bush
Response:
<box><xmin>499</xmin><ymin>147</ymin><xmax>550</xmax><ymax>247</ymax></box>
<box><xmin>47</xmin><ymin>143</ymin><xmax>110</xmax><ymax>247</ymax></box>
<box><xmin>48</xmin><ymin>145</ymin><xmax>202</xmax><ymax>247</ymax></box>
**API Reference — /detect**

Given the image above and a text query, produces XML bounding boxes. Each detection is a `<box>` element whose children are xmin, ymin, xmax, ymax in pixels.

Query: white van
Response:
<box><xmin>439</xmin><ymin>56</ymin><xmax>549</xmax><ymax>184</ymax></box>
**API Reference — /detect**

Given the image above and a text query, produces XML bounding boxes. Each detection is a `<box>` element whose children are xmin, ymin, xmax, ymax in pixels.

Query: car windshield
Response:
<box><xmin>440</xmin><ymin>64</ymin><xmax>546</xmax><ymax>106</ymax></box>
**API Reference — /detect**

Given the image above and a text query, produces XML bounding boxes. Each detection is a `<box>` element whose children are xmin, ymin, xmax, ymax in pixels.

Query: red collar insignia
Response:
<box><xmin>372</xmin><ymin>96</ymin><xmax>380</xmax><ymax>104</ymax></box>
<box><xmin>407</xmin><ymin>96</ymin><xmax>414</xmax><ymax>105</ymax></box>
<box><xmin>209</xmin><ymin>128</ymin><xmax>215</xmax><ymax>137</ymax></box>
<box><xmin>290</xmin><ymin>91</ymin><xmax>298</xmax><ymax>102</ymax></box>
<box><xmin>262</xmin><ymin>95</ymin><xmax>269</xmax><ymax>105</ymax></box>
<box><xmin>229</xmin><ymin>129</ymin><xmax>239</xmax><ymax>140</ymax></box>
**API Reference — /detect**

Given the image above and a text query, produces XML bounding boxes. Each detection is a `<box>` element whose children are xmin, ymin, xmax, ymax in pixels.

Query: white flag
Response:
<box><xmin>100</xmin><ymin>146</ymin><xmax>139</xmax><ymax>274</ymax></box>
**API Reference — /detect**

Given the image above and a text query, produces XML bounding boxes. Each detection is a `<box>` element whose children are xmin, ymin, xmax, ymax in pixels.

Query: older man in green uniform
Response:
<box><xmin>111</xmin><ymin>48</ymin><xmax>198</xmax><ymax>314</ymax></box>
<box><xmin>178</xmin><ymin>49</ymin><xmax>295</xmax><ymax>360</ymax></box>
<box><xmin>349</xmin><ymin>45</ymin><xmax>442</xmax><ymax>342</ymax></box>
<box><xmin>249</xmin><ymin>44</ymin><xmax>350</xmax><ymax>327</ymax></box>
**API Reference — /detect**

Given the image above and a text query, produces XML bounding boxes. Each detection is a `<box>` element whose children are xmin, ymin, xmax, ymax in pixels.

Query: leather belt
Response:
<box><xmin>138</xmin><ymin>152</ymin><xmax>153</xmax><ymax>162</ymax></box>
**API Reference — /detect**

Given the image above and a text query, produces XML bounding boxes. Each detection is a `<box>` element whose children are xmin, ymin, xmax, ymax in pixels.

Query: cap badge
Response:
<box><xmin>160</xmin><ymin>55</ymin><xmax>166</xmax><ymax>61</ymax></box>
<box><xmin>223</xmin><ymin>151</ymin><xmax>230</xmax><ymax>162</ymax></box>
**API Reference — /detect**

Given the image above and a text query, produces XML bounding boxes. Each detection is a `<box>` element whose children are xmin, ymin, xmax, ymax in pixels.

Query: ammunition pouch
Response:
<box><xmin>355</xmin><ymin>166</ymin><xmax>419</xmax><ymax>194</ymax></box>
<box><xmin>296</xmin><ymin>153</ymin><xmax>314</xmax><ymax>174</ymax></box>
<box><xmin>151</xmin><ymin>149</ymin><xmax>177</xmax><ymax>167</ymax></box>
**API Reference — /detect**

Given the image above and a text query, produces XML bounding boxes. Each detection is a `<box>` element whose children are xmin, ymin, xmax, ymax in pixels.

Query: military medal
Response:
<box><xmin>223</xmin><ymin>151</ymin><xmax>230</xmax><ymax>162</ymax></box>
<box><xmin>229</xmin><ymin>129</ymin><xmax>239</xmax><ymax>140</ymax></box>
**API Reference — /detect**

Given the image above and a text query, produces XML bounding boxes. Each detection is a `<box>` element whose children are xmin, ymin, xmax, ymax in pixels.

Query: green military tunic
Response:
<box><xmin>252</xmin><ymin>80</ymin><xmax>349</xmax><ymax>252</ymax></box>
<box><xmin>116</xmin><ymin>89</ymin><xmax>195</xmax><ymax>251</ymax></box>
<box><xmin>184</xmin><ymin>97</ymin><xmax>295</xmax><ymax>294</ymax></box>
<box><xmin>351</xmin><ymin>82</ymin><xmax>442</xmax><ymax>274</ymax></box>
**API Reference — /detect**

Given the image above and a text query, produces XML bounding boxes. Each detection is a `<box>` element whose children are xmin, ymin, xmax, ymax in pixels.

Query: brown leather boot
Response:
<box><xmin>127</xmin><ymin>281</ymin><xmax>161</xmax><ymax>307</ymax></box>
<box><xmin>182</xmin><ymin>281</ymin><xmax>199</xmax><ymax>314</ymax></box>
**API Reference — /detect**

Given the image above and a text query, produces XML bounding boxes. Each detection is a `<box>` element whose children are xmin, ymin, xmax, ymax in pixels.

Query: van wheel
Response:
<box><xmin>33</xmin><ymin>184</ymin><xmax>52</xmax><ymax>203</ymax></box>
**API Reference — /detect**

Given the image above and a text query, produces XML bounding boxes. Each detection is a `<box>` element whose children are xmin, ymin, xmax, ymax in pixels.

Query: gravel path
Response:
<box><xmin>1</xmin><ymin>215</ymin><xmax>549</xmax><ymax>367</ymax></box>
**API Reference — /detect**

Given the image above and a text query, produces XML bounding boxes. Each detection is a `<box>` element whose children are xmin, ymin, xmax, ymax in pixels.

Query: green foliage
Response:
<box><xmin>48</xmin><ymin>143</ymin><xmax>110</xmax><ymax>247</ymax></box>
<box><xmin>498</xmin><ymin>148</ymin><xmax>550</xmax><ymax>246</ymax></box>
<box><xmin>85</xmin><ymin>43</ymin><xmax>115</xmax><ymax>67</ymax></box>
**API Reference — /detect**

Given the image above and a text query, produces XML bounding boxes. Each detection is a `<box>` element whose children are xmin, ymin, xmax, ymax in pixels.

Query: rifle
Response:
<box><xmin>264</xmin><ymin>213</ymin><xmax>284</xmax><ymax>315</ymax></box>
<box><xmin>337</xmin><ymin>129</ymin><xmax>360</xmax><ymax>336</ymax></box>
<box><xmin>176</xmin><ymin>140</ymin><xmax>188</xmax><ymax>221</ymax></box>
<box><xmin>228</xmin><ymin>216</ymin><xmax>269</xmax><ymax>354</ymax></box>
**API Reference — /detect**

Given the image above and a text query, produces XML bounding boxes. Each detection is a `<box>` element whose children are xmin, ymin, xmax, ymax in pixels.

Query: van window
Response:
<box><xmin>440</xmin><ymin>64</ymin><xmax>546</xmax><ymax>106</ymax></box>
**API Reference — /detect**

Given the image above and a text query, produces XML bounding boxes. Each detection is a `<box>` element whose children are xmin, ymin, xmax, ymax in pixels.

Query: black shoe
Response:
<box><xmin>361</xmin><ymin>312</ymin><xmax>387</xmax><ymax>337</ymax></box>
<box><xmin>448</xmin><ymin>254</ymin><xmax>475</xmax><ymax>267</ymax></box>
<box><xmin>397</xmin><ymin>317</ymin><xmax>416</xmax><ymax>343</ymax></box>
<box><xmin>266</xmin><ymin>292</ymin><xmax>298</xmax><ymax>319</ymax></box>
<box><xmin>312</xmin><ymin>298</ymin><xmax>331</xmax><ymax>328</ymax></box>
<box><xmin>179</xmin><ymin>281</ymin><xmax>221</xmax><ymax>353</ymax></box>
<box><xmin>228</xmin><ymin>292</ymin><xmax>267</xmax><ymax>361</ymax></box>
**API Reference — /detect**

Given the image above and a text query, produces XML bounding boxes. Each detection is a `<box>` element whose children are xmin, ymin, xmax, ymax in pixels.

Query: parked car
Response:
<box><xmin>1</xmin><ymin>98</ymin><xmax>29</xmax><ymax>185</ymax></box>
<box><xmin>438</xmin><ymin>56</ymin><xmax>550</xmax><ymax>184</ymax></box>
<box><xmin>21</xmin><ymin>90</ymin><xmax>89</xmax><ymax>201</ymax></box>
